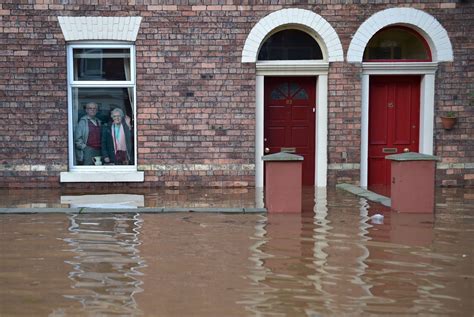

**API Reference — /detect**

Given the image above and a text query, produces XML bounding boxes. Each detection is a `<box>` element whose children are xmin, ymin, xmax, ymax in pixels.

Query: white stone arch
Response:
<box><xmin>241</xmin><ymin>8</ymin><xmax>344</xmax><ymax>63</ymax></box>
<box><xmin>348</xmin><ymin>8</ymin><xmax>454</xmax><ymax>188</ymax></box>
<box><xmin>347</xmin><ymin>7</ymin><xmax>453</xmax><ymax>63</ymax></box>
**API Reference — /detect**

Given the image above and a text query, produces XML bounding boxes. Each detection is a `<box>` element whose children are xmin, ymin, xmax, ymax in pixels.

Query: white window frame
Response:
<box><xmin>255</xmin><ymin>61</ymin><xmax>329</xmax><ymax>188</ymax></box>
<box><xmin>61</xmin><ymin>42</ymin><xmax>143</xmax><ymax>182</ymax></box>
<box><xmin>359</xmin><ymin>62</ymin><xmax>437</xmax><ymax>188</ymax></box>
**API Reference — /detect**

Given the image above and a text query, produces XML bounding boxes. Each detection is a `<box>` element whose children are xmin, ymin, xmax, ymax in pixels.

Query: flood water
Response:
<box><xmin>0</xmin><ymin>188</ymin><xmax>473</xmax><ymax>316</ymax></box>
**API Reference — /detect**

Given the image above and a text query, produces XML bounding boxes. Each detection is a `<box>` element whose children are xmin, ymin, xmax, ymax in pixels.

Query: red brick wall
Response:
<box><xmin>0</xmin><ymin>4</ymin><xmax>68</xmax><ymax>188</ymax></box>
<box><xmin>326</xmin><ymin>62</ymin><xmax>362</xmax><ymax>186</ymax></box>
<box><xmin>432</xmin><ymin>3</ymin><xmax>474</xmax><ymax>188</ymax></box>
<box><xmin>0</xmin><ymin>1</ymin><xmax>472</xmax><ymax>188</ymax></box>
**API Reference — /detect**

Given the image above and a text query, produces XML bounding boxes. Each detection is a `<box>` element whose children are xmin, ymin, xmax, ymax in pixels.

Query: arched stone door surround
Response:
<box><xmin>242</xmin><ymin>8</ymin><xmax>344</xmax><ymax>188</ymax></box>
<box><xmin>347</xmin><ymin>8</ymin><xmax>454</xmax><ymax>187</ymax></box>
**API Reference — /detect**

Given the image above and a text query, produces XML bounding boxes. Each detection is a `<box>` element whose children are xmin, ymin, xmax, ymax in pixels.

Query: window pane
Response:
<box><xmin>363</xmin><ymin>27</ymin><xmax>430</xmax><ymax>61</ymax></box>
<box><xmin>271</xmin><ymin>89</ymin><xmax>285</xmax><ymax>100</ymax></box>
<box><xmin>289</xmin><ymin>83</ymin><xmax>300</xmax><ymax>97</ymax></box>
<box><xmin>258</xmin><ymin>30</ymin><xmax>323</xmax><ymax>61</ymax></box>
<box><xmin>72</xmin><ymin>87</ymin><xmax>134</xmax><ymax>166</ymax></box>
<box><xmin>278</xmin><ymin>83</ymin><xmax>289</xmax><ymax>97</ymax></box>
<box><xmin>294</xmin><ymin>89</ymin><xmax>308</xmax><ymax>100</ymax></box>
<box><xmin>73</xmin><ymin>48</ymin><xmax>131</xmax><ymax>81</ymax></box>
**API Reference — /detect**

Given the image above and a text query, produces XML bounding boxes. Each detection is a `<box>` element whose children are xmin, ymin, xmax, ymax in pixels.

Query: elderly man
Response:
<box><xmin>74</xmin><ymin>102</ymin><xmax>102</xmax><ymax>165</ymax></box>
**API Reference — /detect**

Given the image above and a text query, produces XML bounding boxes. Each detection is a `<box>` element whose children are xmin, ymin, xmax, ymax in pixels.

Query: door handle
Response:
<box><xmin>403</xmin><ymin>148</ymin><xmax>410</xmax><ymax>153</ymax></box>
<box><xmin>264</xmin><ymin>147</ymin><xmax>270</xmax><ymax>154</ymax></box>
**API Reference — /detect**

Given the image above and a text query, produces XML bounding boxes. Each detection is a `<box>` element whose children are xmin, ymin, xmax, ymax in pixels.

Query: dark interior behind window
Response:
<box><xmin>73</xmin><ymin>49</ymin><xmax>130</xmax><ymax>81</ymax></box>
<box><xmin>258</xmin><ymin>29</ymin><xmax>323</xmax><ymax>61</ymax></box>
<box><xmin>363</xmin><ymin>27</ymin><xmax>431</xmax><ymax>61</ymax></box>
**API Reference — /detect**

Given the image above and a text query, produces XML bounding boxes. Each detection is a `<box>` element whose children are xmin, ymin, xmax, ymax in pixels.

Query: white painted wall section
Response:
<box><xmin>316</xmin><ymin>75</ymin><xmax>328</xmax><ymax>187</ymax></box>
<box><xmin>255</xmin><ymin>75</ymin><xmax>265</xmax><ymax>188</ymax></box>
<box><xmin>360</xmin><ymin>74</ymin><xmax>370</xmax><ymax>188</ymax></box>
<box><xmin>419</xmin><ymin>74</ymin><xmax>436</xmax><ymax>155</ymax></box>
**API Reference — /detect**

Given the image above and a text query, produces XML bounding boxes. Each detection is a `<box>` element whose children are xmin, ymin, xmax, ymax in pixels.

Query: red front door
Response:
<box><xmin>368</xmin><ymin>75</ymin><xmax>420</xmax><ymax>195</ymax></box>
<box><xmin>264</xmin><ymin>77</ymin><xmax>316</xmax><ymax>186</ymax></box>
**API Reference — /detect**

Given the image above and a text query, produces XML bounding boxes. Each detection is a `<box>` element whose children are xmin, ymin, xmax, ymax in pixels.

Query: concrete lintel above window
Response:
<box><xmin>362</xmin><ymin>62</ymin><xmax>438</xmax><ymax>74</ymax></box>
<box><xmin>256</xmin><ymin>61</ymin><xmax>329</xmax><ymax>76</ymax></box>
<box><xmin>58</xmin><ymin>16</ymin><xmax>142</xmax><ymax>42</ymax></box>
<box><xmin>60</xmin><ymin>171</ymin><xmax>144</xmax><ymax>183</ymax></box>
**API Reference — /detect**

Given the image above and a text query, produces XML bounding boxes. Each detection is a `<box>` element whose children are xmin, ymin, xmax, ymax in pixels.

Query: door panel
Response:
<box><xmin>368</xmin><ymin>157</ymin><xmax>386</xmax><ymax>187</ymax></box>
<box><xmin>264</xmin><ymin>77</ymin><xmax>316</xmax><ymax>186</ymax></box>
<box><xmin>368</xmin><ymin>76</ymin><xmax>420</xmax><ymax>195</ymax></box>
<box><xmin>394</xmin><ymin>82</ymin><xmax>413</xmax><ymax>144</ymax></box>
<box><xmin>267</xmin><ymin>105</ymin><xmax>287</xmax><ymax>120</ymax></box>
<box><xmin>291</xmin><ymin>127</ymin><xmax>309</xmax><ymax>147</ymax></box>
<box><xmin>292</xmin><ymin>106</ymin><xmax>309</xmax><ymax>120</ymax></box>
<box><xmin>267</xmin><ymin>127</ymin><xmax>285</xmax><ymax>147</ymax></box>
<box><xmin>369</xmin><ymin>82</ymin><xmax>389</xmax><ymax>145</ymax></box>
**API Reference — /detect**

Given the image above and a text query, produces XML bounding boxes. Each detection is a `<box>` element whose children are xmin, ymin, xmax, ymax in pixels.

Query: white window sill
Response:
<box><xmin>60</xmin><ymin>171</ymin><xmax>144</xmax><ymax>183</ymax></box>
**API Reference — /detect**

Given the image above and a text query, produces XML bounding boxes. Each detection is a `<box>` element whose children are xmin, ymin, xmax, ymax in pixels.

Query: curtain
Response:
<box><xmin>73</xmin><ymin>87</ymin><xmax>80</xmax><ymax>165</ymax></box>
<box><xmin>124</xmin><ymin>57</ymin><xmax>133</xmax><ymax>114</ymax></box>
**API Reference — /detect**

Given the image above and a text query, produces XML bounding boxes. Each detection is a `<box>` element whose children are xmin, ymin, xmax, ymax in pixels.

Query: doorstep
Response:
<box><xmin>336</xmin><ymin>183</ymin><xmax>391</xmax><ymax>207</ymax></box>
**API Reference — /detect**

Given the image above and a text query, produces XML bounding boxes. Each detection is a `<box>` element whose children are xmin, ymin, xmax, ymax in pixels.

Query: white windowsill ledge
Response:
<box><xmin>60</xmin><ymin>171</ymin><xmax>144</xmax><ymax>183</ymax></box>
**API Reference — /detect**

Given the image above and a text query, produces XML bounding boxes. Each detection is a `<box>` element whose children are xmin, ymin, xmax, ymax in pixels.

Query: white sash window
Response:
<box><xmin>61</xmin><ymin>44</ymin><xmax>143</xmax><ymax>182</ymax></box>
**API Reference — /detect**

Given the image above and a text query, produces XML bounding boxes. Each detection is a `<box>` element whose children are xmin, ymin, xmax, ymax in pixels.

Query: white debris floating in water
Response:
<box><xmin>370</xmin><ymin>213</ymin><xmax>384</xmax><ymax>224</ymax></box>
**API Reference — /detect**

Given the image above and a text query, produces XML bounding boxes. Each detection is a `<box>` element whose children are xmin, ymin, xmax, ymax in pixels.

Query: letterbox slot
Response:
<box><xmin>281</xmin><ymin>147</ymin><xmax>296</xmax><ymax>153</ymax></box>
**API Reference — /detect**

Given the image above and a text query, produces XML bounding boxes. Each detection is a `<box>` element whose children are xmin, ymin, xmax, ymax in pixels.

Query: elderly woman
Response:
<box><xmin>102</xmin><ymin>108</ymin><xmax>133</xmax><ymax>165</ymax></box>
<box><xmin>74</xmin><ymin>102</ymin><xmax>102</xmax><ymax>165</ymax></box>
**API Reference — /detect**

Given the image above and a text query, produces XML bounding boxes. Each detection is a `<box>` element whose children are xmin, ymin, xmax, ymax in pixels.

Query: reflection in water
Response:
<box><xmin>61</xmin><ymin>213</ymin><xmax>146</xmax><ymax>316</ymax></box>
<box><xmin>0</xmin><ymin>187</ymin><xmax>258</xmax><ymax>209</ymax></box>
<box><xmin>244</xmin><ymin>188</ymin><xmax>375</xmax><ymax>315</ymax></box>
<box><xmin>242</xmin><ymin>188</ymin><xmax>472</xmax><ymax>316</ymax></box>
<box><xmin>242</xmin><ymin>214</ymin><xmax>272</xmax><ymax>315</ymax></box>
<box><xmin>310</xmin><ymin>189</ymin><xmax>373</xmax><ymax>315</ymax></box>
<box><xmin>363</xmin><ymin>212</ymin><xmax>447</xmax><ymax>315</ymax></box>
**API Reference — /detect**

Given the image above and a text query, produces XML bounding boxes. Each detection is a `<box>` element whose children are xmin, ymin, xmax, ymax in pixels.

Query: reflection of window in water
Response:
<box><xmin>68</xmin><ymin>46</ymin><xmax>136</xmax><ymax>167</ymax></box>
<box><xmin>62</xmin><ymin>214</ymin><xmax>145</xmax><ymax>316</ymax></box>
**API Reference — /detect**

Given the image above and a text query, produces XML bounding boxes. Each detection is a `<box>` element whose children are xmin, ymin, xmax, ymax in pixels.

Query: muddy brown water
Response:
<box><xmin>0</xmin><ymin>188</ymin><xmax>473</xmax><ymax>316</ymax></box>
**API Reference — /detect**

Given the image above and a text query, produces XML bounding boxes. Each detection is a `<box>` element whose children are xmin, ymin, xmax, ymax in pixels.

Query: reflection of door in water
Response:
<box><xmin>264</xmin><ymin>77</ymin><xmax>316</xmax><ymax>186</ymax></box>
<box><xmin>368</xmin><ymin>76</ymin><xmax>420</xmax><ymax>195</ymax></box>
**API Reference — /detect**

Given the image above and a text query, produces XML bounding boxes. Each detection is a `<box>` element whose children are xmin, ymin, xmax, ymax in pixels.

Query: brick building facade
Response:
<box><xmin>0</xmin><ymin>1</ymin><xmax>472</xmax><ymax>189</ymax></box>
